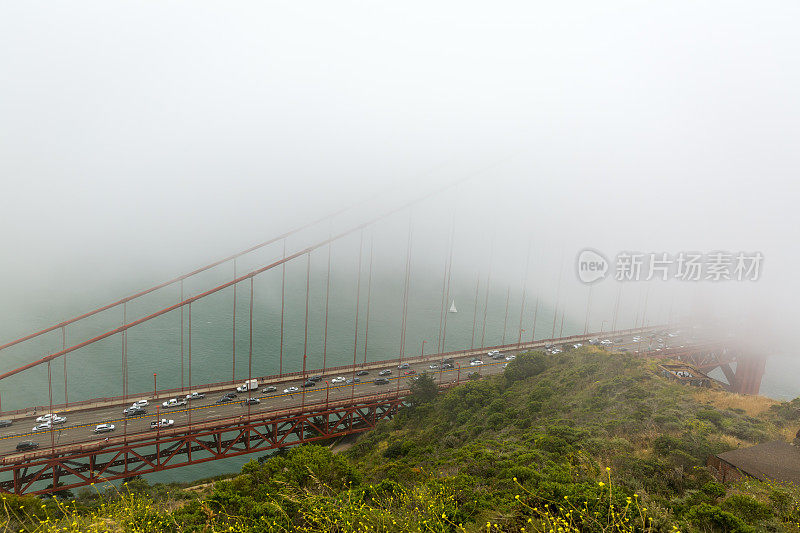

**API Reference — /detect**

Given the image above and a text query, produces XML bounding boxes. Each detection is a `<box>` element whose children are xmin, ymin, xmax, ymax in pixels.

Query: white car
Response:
<box><xmin>470</xmin><ymin>360</ymin><xmax>484</xmax><ymax>366</ymax></box>
<box><xmin>185</xmin><ymin>392</ymin><xmax>205</xmax><ymax>400</ymax></box>
<box><xmin>150</xmin><ymin>419</ymin><xmax>174</xmax><ymax>429</ymax></box>
<box><xmin>35</xmin><ymin>413</ymin><xmax>59</xmax><ymax>423</ymax></box>
<box><xmin>600</xmin><ymin>339</ymin><xmax>612</xmax><ymax>346</ymax></box>
<box><xmin>572</xmin><ymin>343</ymin><xmax>583</xmax><ymax>349</ymax></box>
<box><xmin>331</xmin><ymin>376</ymin><xmax>346</xmax><ymax>384</ymax></box>
<box><xmin>132</xmin><ymin>400</ymin><xmax>149</xmax><ymax>408</ymax></box>
<box><xmin>505</xmin><ymin>355</ymin><xmax>516</xmax><ymax>361</ymax></box>
<box><xmin>429</xmin><ymin>363</ymin><xmax>440</xmax><ymax>369</ymax></box>
<box><xmin>162</xmin><ymin>398</ymin><xmax>187</xmax><ymax>408</ymax></box>
<box><xmin>487</xmin><ymin>350</ymin><xmax>500</xmax><ymax>357</ymax></box>
<box><xmin>33</xmin><ymin>422</ymin><xmax>52</xmax><ymax>432</ymax></box>
<box><xmin>283</xmin><ymin>386</ymin><xmax>299</xmax><ymax>394</ymax></box>
<box><xmin>49</xmin><ymin>415</ymin><xmax>66</xmax><ymax>425</ymax></box>
<box><xmin>632</xmin><ymin>336</ymin><xmax>642</xmax><ymax>342</ymax></box>
<box><xmin>94</xmin><ymin>423</ymin><xmax>115</xmax><ymax>433</ymax></box>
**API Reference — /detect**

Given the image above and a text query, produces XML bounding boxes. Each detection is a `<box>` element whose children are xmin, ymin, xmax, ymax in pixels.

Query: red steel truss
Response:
<box><xmin>648</xmin><ymin>343</ymin><xmax>766</xmax><ymax>395</ymax></box>
<box><xmin>0</xmin><ymin>393</ymin><xmax>405</xmax><ymax>496</ymax></box>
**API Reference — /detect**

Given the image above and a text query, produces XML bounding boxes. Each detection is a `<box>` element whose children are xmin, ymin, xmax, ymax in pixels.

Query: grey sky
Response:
<box><xmin>1</xmin><ymin>1</ymin><xmax>798</xmax><ymax>343</ymax></box>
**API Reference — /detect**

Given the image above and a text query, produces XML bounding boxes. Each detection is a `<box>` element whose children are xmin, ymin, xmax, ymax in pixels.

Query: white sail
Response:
<box><xmin>449</xmin><ymin>300</ymin><xmax>457</xmax><ymax>313</ymax></box>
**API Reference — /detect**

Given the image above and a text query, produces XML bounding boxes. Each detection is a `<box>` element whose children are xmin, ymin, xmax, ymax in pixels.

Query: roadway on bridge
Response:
<box><xmin>0</xmin><ymin>330</ymin><xmax>682</xmax><ymax>456</ymax></box>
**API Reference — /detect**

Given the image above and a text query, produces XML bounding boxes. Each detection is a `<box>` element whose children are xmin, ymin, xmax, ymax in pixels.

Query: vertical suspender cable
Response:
<box><xmin>517</xmin><ymin>242</ymin><xmax>531</xmax><ymax>346</ymax></box>
<box><xmin>232</xmin><ymin>259</ymin><xmax>236</xmax><ymax>383</ymax></box>
<box><xmin>440</xmin><ymin>212</ymin><xmax>456</xmax><ymax>354</ymax></box>
<box><xmin>279</xmin><ymin>240</ymin><xmax>286</xmax><ymax>377</ymax></box>
<box><xmin>180</xmin><ymin>280</ymin><xmax>184</xmax><ymax>392</ymax></box>
<box><xmin>322</xmin><ymin>239</ymin><xmax>332</xmax><ymax>375</ymax></box>
<box><xmin>363</xmin><ymin>232</ymin><xmax>374</xmax><ymax>365</ymax></box>
<box><xmin>302</xmin><ymin>253</ymin><xmax>310</xmax><ymax>410</ymax></box>
<box><xmin>248</xmin><ymin>277</ymin><xmax>253</xmax><ymax>417</ymax></box>
<box><xmin>470</xmin><ymin>277</ymin><xmax>480</xmax><ymax>350</ymax></box>
<box><xmin>62</xmin><ymin>327</ymin><xmax>67</xmax><ymax>406</ymax></box>
<box><xmin>351</xmin><ymin>232</ymin><xmax>364</xmax><ymax>400</ymax></box>
<box><xmin>551</xmin><ymin>253</ymin><xmax>564</xmax><ymax>339</ymax></box>
<box><xmin>530</xmin><ymin>295</ymin><xmax>539</xmax><ymax>343</ymax></box>
<box><xmin>501</xmin><ymin>286</ymin><xmax>510</xmax><ymax>345</ymax></box>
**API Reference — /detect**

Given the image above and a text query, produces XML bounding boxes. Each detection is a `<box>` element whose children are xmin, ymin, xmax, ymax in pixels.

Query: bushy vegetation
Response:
<box><xmin>3</xmin><ymin>347</ymin><xmax>799</xmax><ymax>532</ymax></box>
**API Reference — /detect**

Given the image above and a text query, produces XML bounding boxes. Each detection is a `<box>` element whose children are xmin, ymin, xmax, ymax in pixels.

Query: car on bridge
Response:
<box><xmin>356</xmin><ymin>370</ymin><xmax>370</xmax><ymax>376</ymax></box>
<box><xmin>262</xmin><ymin>386</ymin><xmax>277</xmax><ymax>393</ymax></box>
<box><xmin>16</xmin><ymin>441</ymin><xmax>38</xmax><ymax>452</ymax></box>
<box><xmin>429</xmin><ymin>363</ymin><xmax>439</xmax><ymax>369</ymax></box>
<box><xmin>331</xmin><ymin>376</ymin><xmax>346</xmax><ymax>384</ymax></box>
<box><xmin>403</xmin><ymin>369</ymin><xmax>416</xmax><ymax>375</ymax></box>
<box><xmin>487</xmin><ymin>349</ymin><xmax>501</xmax><ymax>357</ymax></box>
<box><xmin>223</xmin><ymin>392</ymin><xmax>237</xmax><ymax>399</ymax></box>
<box><xmin>469</xmin><ymin>360</ymin><xmax>484</xmax><ymax>366</ymax></box>
<box><xmin>162</xmin><ymin>398</ymin><xmax>187</xmax><ymax>408</ymax></box>
<box><xmin>244</xmin><ymin>398</ymin><xmax>260</xmax><ymax>405</ymax></box>
<box><xmin>303</xmin><ymin>380</ymin><xmax>316</xmax><ymax>388</ymax></box>
<box><xmin>379</xmin><ymin>369</ymin><xmax>392</xmax><ymax>376</ymax></box>
<box><xmin>123</xmin><ymin>405</ymin><xmax>147</xmax><ymax>416</ymax></box>
<box><xmin>505</xmin><ymin>354</ymin><xmax>516</xmax><ymax>361</ymax></box>
<box><xmin>0</xmin><ymin>419</ymin><xmax>12</xmax><ymax>428</ymax></box>
<box><xmin>600</xmin><ymin>339</ymin><xmax>612</xmax><ymax>346</ymax></box>
<box><xmin>185</xmin><ymin>392</ymin><xmax>205</xmax><ymax>401</ymax></box>
<box><xmin>283</xmin><ymin>386</ymin><xmax>299</xmax><ymax>394</ymax></box>
<box><xmin>442</xmin><ymin>362</ymin><xmax>454</xmax><ymax>369</ymax></box>
<box><xmin>35</xmin><ymin>413</ymin><xmax>62</xmax><ymax>423</ymax></box>
<box><xmin>216</xmin><ymin>396</ymin><xmax>235</xmax><ymax>404</ymax></box>
<box><xmin>398</xmin><ymin>363</ymin><xmax>410</xmax><ymax>369</ymax></box>
<box><xmin>346</xmin><ymin>378</ymin><xmax>360</xmax><ymax>384</ymax></box>
<box><xmin>150</xmin><ymin>419</ymin><xmax>174</xmax><ymax>429</ymax></box>
<box><xmin>94</xmin><ymin>424</ymin><xmax>115</xmax><ymax>433</ymax></box>
<box><xmin>33</xmin><ymin>423</ymin><xmax>53</xmax><ymax>432</ymax></box>
<box><xmin>132</xmin><ymin>400</ymin><xmax>149</xmax><ymax>408</ymax></box>
<box><xmin>308</xmin><ymin>375</ymin><xmax>322</xmax><ymax>382</ymax></box>
<box><xmin>373</xmin><ymin>378</ymin><xmax>390</xmax><ymax>385</ymax></box>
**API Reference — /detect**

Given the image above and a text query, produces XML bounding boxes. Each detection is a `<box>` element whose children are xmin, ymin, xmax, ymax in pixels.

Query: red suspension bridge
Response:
<box><xmin>0</xmin><ymin>187</ymin><xmax>766</xmax><ymax>495</ymax></box>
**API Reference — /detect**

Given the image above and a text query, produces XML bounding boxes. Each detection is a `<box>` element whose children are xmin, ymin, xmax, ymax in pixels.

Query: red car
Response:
<box><xmin>403</xmin><ymin>369</ymin><xmax>417</xmax><ymax>375</ymax></box>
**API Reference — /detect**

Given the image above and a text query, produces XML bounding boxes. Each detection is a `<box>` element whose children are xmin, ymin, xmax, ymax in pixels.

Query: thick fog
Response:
<box><xmin>1</xmin><ymin>1</ymin><xmax>799</xmax><ymax>399</ymax></box>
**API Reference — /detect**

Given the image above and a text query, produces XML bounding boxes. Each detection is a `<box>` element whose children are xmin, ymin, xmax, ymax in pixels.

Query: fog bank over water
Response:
<box><xmin>0</xmin><ymin>1</ymin><xmax>798</xmax><ymax>485</ymax></box>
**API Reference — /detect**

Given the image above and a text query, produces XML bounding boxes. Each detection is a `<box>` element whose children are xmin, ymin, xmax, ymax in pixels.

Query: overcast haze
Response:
<box><xmin>1</xmin><ymin>2</ymin><xmax>799</xmax><ymax>397</ymax></box>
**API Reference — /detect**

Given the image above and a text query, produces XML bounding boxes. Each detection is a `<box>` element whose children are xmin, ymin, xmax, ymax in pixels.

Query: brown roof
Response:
<box><xmin>716</xmin><ymin>441</ymin><xmax>800</xmax><ymax>484</ymax></box>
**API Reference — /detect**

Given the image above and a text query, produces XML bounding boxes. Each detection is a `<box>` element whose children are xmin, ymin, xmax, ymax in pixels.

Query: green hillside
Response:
<box><xmin>3</xmin><ymin>347</ymin><xmax>800</xmax><ymax>532</ymax></box>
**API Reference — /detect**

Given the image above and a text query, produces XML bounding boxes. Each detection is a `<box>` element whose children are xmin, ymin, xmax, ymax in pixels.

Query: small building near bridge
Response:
<box><xmin>658</xmin><ymin>362</ymin><xmax>713</xmax><ymax>388</ymax></box>
<box><xmin>708</xmin><ymin>437</ymin><xmax>800</xmax><ymax>484</ymax></box>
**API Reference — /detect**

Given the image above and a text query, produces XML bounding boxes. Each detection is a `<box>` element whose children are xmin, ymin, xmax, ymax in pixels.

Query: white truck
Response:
<box><xmin>236</xmin><ymin>379</ymin><xmax>259</xmax><ymax>393</ymax></box>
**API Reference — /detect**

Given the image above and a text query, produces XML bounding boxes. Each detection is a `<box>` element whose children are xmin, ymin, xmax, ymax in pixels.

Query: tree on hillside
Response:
<box><xmin>503</xmin><ymin>351</ymin><xmax>548</xmax><ymax>383</ymax></box>
<box><xmin>409</xmin><ymin>372</ymin><xmax>438</xmax><ymax>406</ymax></box>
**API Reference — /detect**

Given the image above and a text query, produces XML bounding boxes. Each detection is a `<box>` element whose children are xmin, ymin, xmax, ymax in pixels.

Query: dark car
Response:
<box><xmin>123</xmin><ymin>406</ymin><xmax>146</xmax><ymax>417</ymax></box>
<box><xmin>223</xmin><ymin>392</ymin><xmax>237</xmax><ymax>399</ymax></box>
<box><xmin>373</xmin><ymin>378</ymin><xmax>390</xmax><ymax>385</ymax></box>
<box><xmin>441</xmin><ymin>363</ymin><xmax>454</xmax><ymax>369</ymax></box>
<box><xmin>0</xmin><ymin>419</ymin><xmax>12</xmax><ymax>428</ymax></box>
<box><xmin>217</xmin><ymin>396</ymin><xmax>235</xmax><ymax>404</ymax></box>
<box><xmin>398</xmin><ymin>363</ymin><xmax>410</xmax><ymax>369</ymax></box>
<box><xmin>308</xmin><ymin>375</ymin><xmax>322</xmax><ymax>382</ymax></box>
<box><xmin>303</xmin><ymin>380</ymin><xmax>316</xmax><ymax>388</ymax></box>
<box><xmin>261</xmin><ymin>386</ymin><xmax>277</xmax><ymax>393</ymax></box>
<box><xmin>244</xmin><ymin>398</ymin><xmax>260</xmax><ymax>405</ymax></box>
<box><xmin>346</xmin><ymin>378</ymin><xmax>360</xmax><ymax>384</ymax></box>
<box><xmin>442</xmin><ymin>358</ymin><xmax>454</xmax><ymax>366</ymax></box>
<box><xmin>379</xmin><ymin>369</ymin><xmax>392</xmax><ymax>376</ymax></box>
<box><xmin>356</xmin><ymin>370</ymin><xmax>369</xmax><ymax>376</ymax></box>
<box><xmin>16</xmin><ymin>441</ymin><xmax>38</xmax><ymax>452</ymax></box>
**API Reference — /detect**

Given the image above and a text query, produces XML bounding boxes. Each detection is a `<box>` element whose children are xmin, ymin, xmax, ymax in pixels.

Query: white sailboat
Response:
<box><xmin>449</xmin><ymin>300</ymin><xmax>457</xmax><ymax>313</ymax></box>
